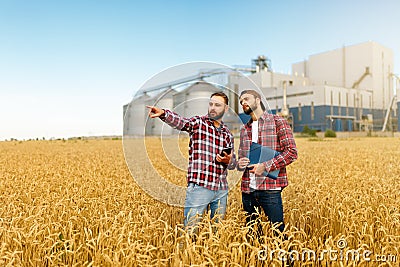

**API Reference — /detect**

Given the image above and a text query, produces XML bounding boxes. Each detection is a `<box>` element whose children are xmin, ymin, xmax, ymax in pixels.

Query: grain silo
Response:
<box><xmin>144</xmin><ymin>89</ymin><xmax>176</xmax><ymax>136</ymax></box>
<box><xmin>173</xmin><ymin>81</ymin><xmax>222</xmax><ymax>118</ymax></box>
<box><xmin>123</xmin><ymin>93</ymin><xmax>151</xmax><ymax>136</ymax></box>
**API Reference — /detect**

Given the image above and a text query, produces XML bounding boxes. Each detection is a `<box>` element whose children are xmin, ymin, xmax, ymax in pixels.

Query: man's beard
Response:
<box><xmin>208</xmin><ymin>110</ymin><xmax>224</xmax><ymax>121</ymax></box>
<box><xmin>243</xmin><ymin>103</ymin><xmax>257</xmax><ymax>115</ymax></box>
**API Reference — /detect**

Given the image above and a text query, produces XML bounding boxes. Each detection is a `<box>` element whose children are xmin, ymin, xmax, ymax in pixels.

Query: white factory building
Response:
<box><xmin>124</xmin><ymin>41</ymin><xmax>399</xmax><ymax>135</ymax></box>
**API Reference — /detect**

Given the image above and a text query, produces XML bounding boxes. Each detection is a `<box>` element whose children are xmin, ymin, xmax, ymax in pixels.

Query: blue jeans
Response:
<box><xmin>242</xmin><ymin>190</ymin><xmax>284</xmax><ymax>234</ymax></box>
<box><xmin>184</xmin><ymin>183</ymin><xmax>228</xmax><ymax>231</ymax></box>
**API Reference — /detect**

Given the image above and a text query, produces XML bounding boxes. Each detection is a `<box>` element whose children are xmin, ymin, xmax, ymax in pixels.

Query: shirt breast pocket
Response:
<box><xmin>260</xmin><ymin>124</ymin><xmax>276</xmax><ymax>137</ymax></box>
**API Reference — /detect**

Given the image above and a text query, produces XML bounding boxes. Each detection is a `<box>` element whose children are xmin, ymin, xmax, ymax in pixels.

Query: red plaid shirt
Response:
<box><xmin>238</xmin><ymin>112</ymin><xmax>298</xmax><ymax>193</ymax></box>
<box><xmin>161</xmin><ymin>109</ymin><xmax>235</xmax><ymax>191</ymax></box>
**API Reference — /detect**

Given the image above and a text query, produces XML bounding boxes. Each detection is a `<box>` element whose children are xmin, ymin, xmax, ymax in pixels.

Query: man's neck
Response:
<box><xmin>250</xmin><ymin>107</ymin><xmax>264</xmax><ymax>121</ymax></box>
<box><xmin>213</xmin><ymin>120</ymin><xmax>221</xmax><ymax>128</ymax></box>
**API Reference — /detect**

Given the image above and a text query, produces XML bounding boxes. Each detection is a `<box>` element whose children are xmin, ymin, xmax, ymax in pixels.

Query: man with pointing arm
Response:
<box><xmin>147</xmin><ymin>91</ymin><xmax>235</xmax><ymax>234</ymax></box>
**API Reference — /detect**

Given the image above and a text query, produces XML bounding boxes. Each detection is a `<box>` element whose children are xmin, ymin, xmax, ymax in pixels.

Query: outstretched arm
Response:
<box><xmin>146</xmin><ymin>105</ymin><xmax>195</xmax><ymax>133</ymax></box>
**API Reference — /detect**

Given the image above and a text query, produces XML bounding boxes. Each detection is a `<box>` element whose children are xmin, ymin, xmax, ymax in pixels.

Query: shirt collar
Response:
<box><xmin>204</xmin><ymin>114</ymin><xmax>225</xmax><ymax>128</ymax></box>
<box><xmin>245</xmin><ymin>111</ymin><xmax>271</xmax><ymax>127</ymax></box>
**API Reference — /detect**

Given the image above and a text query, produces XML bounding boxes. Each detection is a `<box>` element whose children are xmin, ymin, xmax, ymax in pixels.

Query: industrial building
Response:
<box><xmin>124</xmin><ymin>41</ymin><xmax>399</xmax><ymax>136</ymax></box>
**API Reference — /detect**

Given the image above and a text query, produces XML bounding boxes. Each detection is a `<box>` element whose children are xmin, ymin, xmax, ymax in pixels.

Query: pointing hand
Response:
<box><xmin>146</xmin><ymin>106</ymin><xmax>165</xmax><ymax>118</ymax></box>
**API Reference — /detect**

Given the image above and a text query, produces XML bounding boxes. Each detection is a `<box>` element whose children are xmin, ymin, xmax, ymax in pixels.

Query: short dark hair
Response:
<box><xmin>210</xmin><ymin>91</ymin><xmax>229</xmax><ymax>105</ymax></box>
<box><xmin>239</xmin><ymin>89</ymin><xmax>266</xmax><ymax>111</ymax></box>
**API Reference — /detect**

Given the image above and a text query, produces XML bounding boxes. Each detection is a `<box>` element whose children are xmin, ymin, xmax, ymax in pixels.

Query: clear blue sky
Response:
<box><xmin>1</xmin><ymin>0</ymin><xmax>399</xmax><ymax>140</ymax></box>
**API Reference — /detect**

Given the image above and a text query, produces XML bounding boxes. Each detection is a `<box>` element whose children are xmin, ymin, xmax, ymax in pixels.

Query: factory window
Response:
<box><xmin>330</xmin><ymin>91</ymin><xmax>333</xmax><ymax>115</ymax></box>
<box><xmin>346</xmin><ymin>93</ymin><xmax>349</xmax><ymax>116</ymax></box>
<box><xmin>338</xmin><ymin>92</ymin><xmax>341</xmax><ymax>116</ymax></box>
<box><xmin>298</xmin><ymin>103</ymin><xmax>302</xmax><ymax>121</ymax></box>
<box><xmin>311</xmin><ymin>101</ymin><xmax>314</xmax><ymax>120</ymax></box>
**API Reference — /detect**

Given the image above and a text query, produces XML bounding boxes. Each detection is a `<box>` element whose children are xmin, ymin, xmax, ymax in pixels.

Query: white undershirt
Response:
<box><xmin>249</xmin><ymin>121</ymin><xmax>258</xmax><ymax>189</ymax></box>
<box><xmin>249</xmin><ymin>120</ymin><xmax>281</xmax><ymax>191</ymax></box>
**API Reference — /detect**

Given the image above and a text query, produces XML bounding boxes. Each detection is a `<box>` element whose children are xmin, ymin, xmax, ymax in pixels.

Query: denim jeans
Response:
<box><xmin>242</xmin><ymin>190</ymin><xmax>284</xmax><ymax>234</ymax></box>
<box><xmin>184</xmin><ymin>183</ymin><xmax>228</xmax><ymax>231</ymax></box>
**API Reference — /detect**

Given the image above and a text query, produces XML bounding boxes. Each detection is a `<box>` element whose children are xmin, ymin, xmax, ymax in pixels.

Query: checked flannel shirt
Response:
<box><xmin>238</xmin><ymin>111</ymin><xmax>298</xmax><ymax>193</ymax></box>
<box><xmin>160</xmin><ymin>109</ymin><xmax>235</xmax><ymax>191</ymax></box>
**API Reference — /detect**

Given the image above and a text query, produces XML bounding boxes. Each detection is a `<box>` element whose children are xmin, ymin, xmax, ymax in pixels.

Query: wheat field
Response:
<box><xmin>1</xmin><ymin>137</ymin><xmax>399</xmax><ymax>266</ymax></box>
